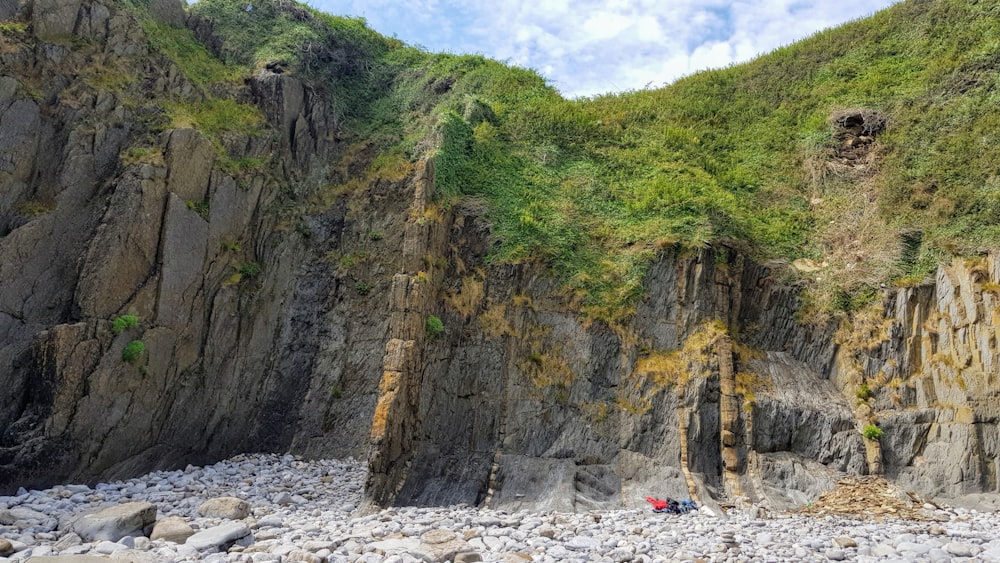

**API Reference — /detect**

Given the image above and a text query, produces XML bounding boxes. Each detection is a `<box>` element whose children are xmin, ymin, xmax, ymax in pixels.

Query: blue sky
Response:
<box><xmin>307</xmin><ymin>0</ymin><xmax>900</xmax><ymax>98</ymax></box>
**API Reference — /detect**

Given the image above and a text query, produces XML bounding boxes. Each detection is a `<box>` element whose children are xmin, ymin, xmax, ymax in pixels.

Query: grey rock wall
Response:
<box><xmin>365</xmin><ymin>228</ymin><xmax>1000</xmax><ymax>510</ymax></box>
<box><xmin>0</xmin><ymin>0</ymin><xmax>388</xmax><ymax>492</ymax></box>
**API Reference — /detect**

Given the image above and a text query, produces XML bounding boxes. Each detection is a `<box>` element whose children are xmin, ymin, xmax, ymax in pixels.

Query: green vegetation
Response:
<box><xmin>238</xmin><ymin>262</ymin><xmax>262</xmax><ymax>278</ymax></box>
<box><xmin>170</xmin><ymin>0</ymin><xmax>1000</xmax><ymax>322</ymax></box>
<box><xmin>121</xmin><ymin>340</ymin><xmax>145</xmax><ymax>362</ymax></box>
<box><xmin>118</xmin><ymin>5</ymin><xmax>267</xmax><ymax>171</ymax></box>
<box><xmin>0</xmin><ymin>22</ymin><xmax>28</xmax><ymax>34</ymax></box>
<box><xmin>112</xmin><ymin>314</ymin><xmax>140</xmax><ymax>335</ymax></box>
<box><xmin>188</xmin><ymin>0</ymin><xmax>398</xmax><ymax>123</ymax></box>
<box><xmin>186</xmin><ymin>199</ymin><xmax>210</xmax><ymax>216</ymax></box>
<box><xmin>863</xmin><ymin>424</ymin><xmax>884</xmax><ymax>441</ymax></box>
<box><xmin>856</xmin><ymin>383</ymin><xmax>874</xmax><ymax>402</ymax></box>
<box><xmin>16</xmin><ymin>199</ymin><xmax>54</xmax><ymax>217</ymax></box>
<box><xmin>425</xmin><ymin>315</ymin><xmax>444</xmax><ymax>339</ymax></box>
<box><xmin>164</xmin><ymin>99</ymin><xmax>263</xmax><ymax>140</ymax></box>
<box><xmin>121</xmin><ymin>146</ymin><xmax>163</xmax><ymax>165</ymax></box>
<box><xmin>142</xmin><ymin>21</ymin><xmax>241</xmax><ymax>86</ymax></box>
<box><xmin>355</xmin><ymin>281</ymin><xmax>373</xmax><ymax>296</ymax></box>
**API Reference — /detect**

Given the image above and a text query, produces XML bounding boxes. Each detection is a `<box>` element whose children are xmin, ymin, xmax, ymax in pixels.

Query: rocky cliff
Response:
<box><xmin>1</xmin><ymin>0</ymin><xmax>998</xmax><ymax>512</ymax></box>
<box><xmin>0</xmin><ymin>0</ymin><xmax>390</xmax><ymax>489</ymax></box>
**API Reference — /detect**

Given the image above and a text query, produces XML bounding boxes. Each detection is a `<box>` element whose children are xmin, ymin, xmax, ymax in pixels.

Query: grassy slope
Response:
<box><xmin>179</xmin><ymin>0</ymin><xmax>1000</xmax><ymax>321</ymax></box>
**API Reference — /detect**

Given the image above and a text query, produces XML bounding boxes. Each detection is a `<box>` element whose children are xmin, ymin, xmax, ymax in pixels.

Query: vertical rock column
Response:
<box><xmin>717</xmin><ymin>334</ymin><xmax>744</xmax><ymax>498</ymax></box>
<box><xmin>365</xmin><ymin>161</ymin><xmax>445</xmax><ymax>506</ymax></box>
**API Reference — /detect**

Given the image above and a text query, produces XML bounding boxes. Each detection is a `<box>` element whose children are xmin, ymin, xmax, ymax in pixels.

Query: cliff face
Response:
<box><xmin>363</xmin><ymin>190</ymin><xmax>1000</xmax><ymax>510</ymax></box>
<box><xmin>0</xmin><ymin>0</ymin><xmax>392</xmax><ymax>489</ymax></box>
<box><xmin>1</xmin><ymin>0</ymin><xmax>998</xmax><ymax>510</ymax></box>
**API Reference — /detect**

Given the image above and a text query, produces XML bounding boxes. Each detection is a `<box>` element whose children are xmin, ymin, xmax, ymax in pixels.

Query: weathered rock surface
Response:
<box><xmin>197</xmin><ymin>497</ymin><xmax>250</xmax><ymax>520</ymax></box>
<box><xmin>149</xmin><ymin>516</ymin><xmax>194</xmax><ymax>543</ymax></box>
<box><xmin>185</xmin><ymin>521</ymin><xmax>251</xmax><ymax>551</ymax></box>
<box><xmin>68</xmin><ymin>502</ymin><xmax>156</xmax><ymax>542</ymax></box>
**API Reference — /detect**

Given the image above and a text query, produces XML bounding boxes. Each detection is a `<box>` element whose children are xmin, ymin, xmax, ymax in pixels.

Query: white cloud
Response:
<box><xmin>312</xmin><ymin>0</ymin><xmax>901</xmax><ymax>97</ymax></box>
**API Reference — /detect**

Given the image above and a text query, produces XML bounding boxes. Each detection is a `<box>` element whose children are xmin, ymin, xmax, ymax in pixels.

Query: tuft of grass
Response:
<box><xmin>856</xmin><ymin>382</ymin><xmax>874</xmax><ymax>401</ymax></box>
<box><xmin>164</xmin><ymin>99</ymin><xmax>264</xmax><ymax>140</ymax></box>
<box><xmin>0</xmin><ymin>22</ymin><xmax>28</xmax><ymax>34</ymax></box>
<box><xmin>121</xmin><ymin>146</ymin><xmax>164</xmax><ymax>166</ymax></box>
<box><xmin>355</xmin><ymin>281</ymin><xmax>373</xmax><ymax>295</ymax></box>
<box><xmin>112</xmin><ymin>314</ymin><xmax>140</xmax><ymax>335</ymax></box>
<box><xmin>982</xmin><ymin>282</ymin><xmax>1000</xmax><ymax>294</ymax></box>
<box><xmin>121</xmin><ymin>340</ymin><xmax>145</xmax><ymax>362</ymax></box>
<box><xmin>186</xmin><ymin>199</ymin><xmax>210</xmax><ymax>216</ymax></box>
<box><xmin>16</xmin><ymin>199</ymin><xmax>55</xmax><ymax>217</ymax></box>
<box><xmin>862</xmin><ymin>424</ymin><xmax>884</xmax><ymax>441</ymax></box>
<box><xmin>735</xmin><ymin>371</ymin><xmax>771</xmax><ymax>408</ymax></box>
<box><xmin>237</xmin><ymin>262</ymin><xmax>261</xmax><ymax>278</ymax></box>
<box><xmin>445</xmin><ymin>275</ymin><xmax>484</xmax><ymax>318</ymax></box>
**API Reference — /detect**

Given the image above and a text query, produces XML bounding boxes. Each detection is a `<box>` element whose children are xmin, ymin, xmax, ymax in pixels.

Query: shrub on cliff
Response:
<box><xmin>112</xmin><ymin>315</ymin><xmax>140</xmax><ymax>335</ymax></box>
<box><xmin>863</xmin><ymin>424</ymin><xmax>884</xmax><ymax>441</ymax></box>
<box><xmin>426</xmin><ymin>315</ymin><xmax>444</xmax><ymax>339</ymax></box>
<box><xmin>122</xmin><ymin>340</ymin><xmax>145</xmax><ymax>363</ymax></box>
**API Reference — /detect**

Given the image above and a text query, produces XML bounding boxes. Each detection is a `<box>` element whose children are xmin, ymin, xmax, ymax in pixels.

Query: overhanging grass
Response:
<box><xmin>181</xmin><ymin>0</ymin><xmax>1000</xmax><ymax>321</ymax></box>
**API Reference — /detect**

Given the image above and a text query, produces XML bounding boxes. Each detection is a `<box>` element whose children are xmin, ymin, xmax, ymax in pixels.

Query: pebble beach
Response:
<box><xmin>1</xmin><ymin>454</ymin><xmax>998</xmax><ymax>562</ymax></box>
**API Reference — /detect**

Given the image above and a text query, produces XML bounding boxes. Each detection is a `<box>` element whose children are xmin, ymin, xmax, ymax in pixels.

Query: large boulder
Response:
<box><xmin>185</xmin><ymin>521</ymin><xmax>252</xmax><ymax>551</ymax></box>
<box><xmin>0</xmin><ymin>507</ymin><xmax>58</xmax><ymax>532</ymax></box>
<box><xmin>69</xmin><ymin>502</ymin><xmax>157</xmax><ymax>542</ymax></box>
<box><xmin>197</xmin><ymin>497</ymin><xmax>250</xmax><ymax>520</ymax></box>
<box><xmin>32</xmin><ymin>0</ymin><xmax>83</xmax><ymax>41</ymax></box>
<box><xmin>150</xmin><ymin>516</ymin><xmax>195</xmax><ymax>543</ymax></box>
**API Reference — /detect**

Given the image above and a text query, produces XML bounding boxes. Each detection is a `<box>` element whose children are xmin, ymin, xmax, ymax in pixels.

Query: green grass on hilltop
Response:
<box><xmin>175</xmin><ymin>0</ymin><xmax>1000</xmax><ymax>321</ymax></box>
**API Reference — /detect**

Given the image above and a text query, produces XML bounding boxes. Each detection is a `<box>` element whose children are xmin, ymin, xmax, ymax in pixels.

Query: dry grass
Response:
<box><xmin>415</xmin><ymin>205</ymin><xmax>444</xmax><ymax>224</ymax></box>
<box><xmin>615</xmin><ymin>394</ymin><xmax>651</xmax><ymax>416</ymax></box>
<box><xmin>732</xmin><ymin>341</ymin><xmax>764</xmax><ymax>362</ymax></box>
<box><xmin>518</xmin><ymin>348</ymin><xmax>575</xmax><ymax>390</ymax></box>
<box><xmin>511</xmin><ymin>293</ymin><xmax>536</xmax><ymax>310</ymax></box>
<box><xmin>371</xmin><ymin>152</ymin><xmax>413</xmax><ymax>182</ymax></box>
<box><xmin>735</xmin><ymin>370</ymin><xmax>772</xmax><ymax>407</ymax></box>
<box><xmin>121</xmin><ymin>146</ymin><xmax>165</xmax><ymax>166</ymax></box>
<box><xmin>478</xmin><ymin>301</ymin><xmax>516</xmax><ymax>338</ymax></box>
<box><xmin>581</xmin><ymin>401</ymin><xmax>610</xmax><ymax>424</ymax></box>
<box><xmin>310</xmin><ymin>177</ymin><xmax>368</xmax><ymax>208</ymax></box>
<box><xmin>965</xmin><ymin>256</ymin><xmax>990</xmax><ymax>282</ymax></box>
<box><xmin>445</xmin><ymin>274</ymin><xmax>484</xmax><ymax>318</ymax></box>
<box><xmin>622</xmin><ymin>320</ymin><xmax>729</xmax><ymax>412</ymax></box>
<box><xmin>834</xmin><ymin>301</ymin><xmax>892</xmax><ymax>352</ymax></box>
<box><xmin>16</xmin><ymin>199</ymin><xmax>56</xmax><ymax>217</ymax></box>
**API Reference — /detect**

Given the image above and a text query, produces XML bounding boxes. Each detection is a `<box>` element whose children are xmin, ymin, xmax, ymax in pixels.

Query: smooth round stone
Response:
<box><xmin>825</xmin><ymin>548</ymin><xmax>846</xmax><ymax>560</ymax></box>
<box><xmin>945</xmin><ymin>541</ymin><xmax>975</xmax><ymax>557</ymax></box>
<box><xmin>833</xmin><ymin>536</ymin><xmax>857</xmax><ymax>548</ymax></box>
<box><xmin>928</xmin><ymin>548</ymin><xmax>952</xmax><ymax>562</ymax></box>
<box><xmin>897</xmin><ymin>541</ymin><xmax>931</xmax><ymax>554</ymax></box>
